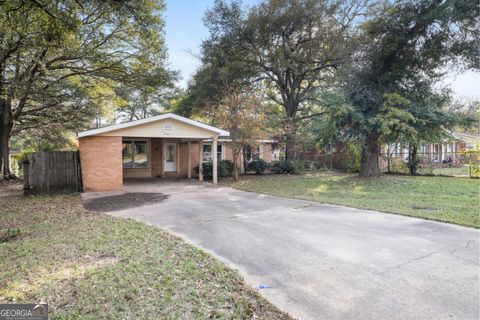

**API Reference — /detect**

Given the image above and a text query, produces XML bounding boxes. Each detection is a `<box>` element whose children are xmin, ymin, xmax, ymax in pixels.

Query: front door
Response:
<box><xmin>164</xmin><ymin>143</ymin><xmax>177</xmax><ymax>172</ymax></box>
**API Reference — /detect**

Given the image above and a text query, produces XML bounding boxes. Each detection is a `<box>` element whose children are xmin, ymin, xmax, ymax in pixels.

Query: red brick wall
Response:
<box><xmin>262</xmin><ymin>143</ymin><xmax>272</xmax><ymax>163</ymax></box>
<box><xmin>179</xmin><ymin>142</ymin><xmax>188</xmax><ymax>176</ymax></box>
<box><xmin>223</xmin><ymin>144</ymin><xmax>241</xmax><ymax>167</ymax></box>
<box><xmin>79</xmin><ymin>136</ymin><xmax>123</xmax><ymax>192</ymax></box>
<box><xmin>191</xmin><ymin>142</ymin><xmax>200</xmax><ymax>176</ymax></box>
<box><xmin>151</xmin><ymin>138</ymin><xmax>163</xmax><ymax>176</ymax></box>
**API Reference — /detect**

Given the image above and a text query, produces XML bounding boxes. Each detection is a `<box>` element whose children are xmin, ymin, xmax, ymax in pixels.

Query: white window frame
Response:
<box><xmin>122</xmin><ymin>139</ymin><xmax>149</xmax><ymax>169</ymax></box>
<box><xmin>202</xmin><ymin>143</ymin><xmax>224</xmax><ymax>162</ymax></box>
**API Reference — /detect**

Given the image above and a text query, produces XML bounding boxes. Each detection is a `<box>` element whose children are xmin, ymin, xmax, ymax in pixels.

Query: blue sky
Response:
<box><xmin>164</xmin><ymin>0</ymin><xmax>259</xmax><ymax>87</ymax></box>
<box><xmin>164</xmin><ymin>0</ymin><xmax>479</xmax><ymax>99</ymax></box>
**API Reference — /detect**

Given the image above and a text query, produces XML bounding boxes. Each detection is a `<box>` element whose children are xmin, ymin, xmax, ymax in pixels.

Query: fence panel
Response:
<box><xmin>23</xmin><ymin>151</ymin><xmax>83</xmax><ymax>194</ymax></box>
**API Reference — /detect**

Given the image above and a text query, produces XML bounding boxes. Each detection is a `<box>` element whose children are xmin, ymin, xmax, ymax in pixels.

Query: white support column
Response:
<box><xmin>187</xmin><ymin>141</ymin><xmax>192</xmax><ymax>179</ymax></box>
<box><xmin>161</xmin><ymin>139</ymin><xmax>165</xmax><ymax>176</ymax></box>
<box><xmin>198</xmin><ymin>140</ymin><xmax>203</xmax><ymax>182</ymax></box>
<box><xmin>213</xmin><ymin>136</ymin><xmax>218</xmax><ymax>185</ymax></box>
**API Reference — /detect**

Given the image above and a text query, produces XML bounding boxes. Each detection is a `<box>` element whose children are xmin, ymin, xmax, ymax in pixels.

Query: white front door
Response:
<box><xmin>164</xmin><ymin>143</ymin><xmax>177</xmax><ymax>172</ymax></box>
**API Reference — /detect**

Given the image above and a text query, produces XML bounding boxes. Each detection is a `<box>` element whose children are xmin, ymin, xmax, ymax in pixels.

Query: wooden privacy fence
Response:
<box><xmin>23</xmin><ymin>151</ymin><xmax>83</xmax><ymax>194</ymax></box>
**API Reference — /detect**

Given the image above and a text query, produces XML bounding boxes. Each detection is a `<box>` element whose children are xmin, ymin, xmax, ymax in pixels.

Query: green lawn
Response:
<box><xmin>432</xmin><ymin>165</ymin><xmax>471</xmax><ymax>176</ymax></box>
<box><xmin>0</xmin><ymin>194</ymin><xmax>291</xmax><ymax>319</ymax></box>
<box><xmin>223</xmin><ymin>173</ymin><xmax>480</xmax><ymax>228</ymax></box>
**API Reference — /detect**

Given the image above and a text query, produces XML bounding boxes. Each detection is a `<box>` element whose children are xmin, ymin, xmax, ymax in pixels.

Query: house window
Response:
<box><xmin>122</xmin><ymin>140</ymin><xmax>148</xmax><ymax>169</ymax></box>
<box><xmin>244</xmin><ymin>145</ymin><xmax>259</xmax><ymax>162</ymax></box>
<box><xmin>272</xmin><ymin>149</ymin><xmax>281</xmax><ymax>161</ymax></box>
<box><xmin>325</xmin><ymin>144</ymin><xmax>337</xmax><ymax>154</ymax></box>
<box><xmin>433</xmin><ymin>144</ymin><xmax>439</xmax><ymax>161</ymax></box>
<box><xmin>420</xmin><ymin>144</ymin><xmax>427</xmax><ymax>154</ymax></box>
<box><xmin>202</xmin><ymin>144</ymin><xmax>223</xmax><ymax>162</ymax></box>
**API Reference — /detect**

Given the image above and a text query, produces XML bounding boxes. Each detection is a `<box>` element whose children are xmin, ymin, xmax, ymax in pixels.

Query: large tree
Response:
<box><xmin>202</xmin><ymin>0</ymin><xmax>361</xmax><ymax>160</ymax></box>
<box><xmin>0</xmin><ymin>0</ymin><xmax>173</xmax><ymax>177</ymax></box>
<box><xmin>330</xmin><ymin>0</ymin><xmax>479</xmax><ymax>177</ymax></box>
<box><xmin>176</xmin><ymin>25</ymin><xmax>270</xmax><ymax>180</ymax></box>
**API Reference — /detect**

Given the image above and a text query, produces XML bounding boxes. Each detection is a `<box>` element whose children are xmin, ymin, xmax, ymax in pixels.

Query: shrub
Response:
<box><xmin>246</xmin><ymin>159</ymin><xmax>269</xmax><ymax>174</ymax></box>
<box><xmin>343</xmin><ymin>142</ymin><xmax>361</xmax><ymax>173</ymax></box>
<box><xmin>390</xmin><ymin>158</ymin><xmax>409</xmax><ymax>174</ymax></box>
<box><xmin>311</xmin><ymin>162</ymin><xmax>328</xmax><ymax>172</ymax></box>
<box><xmin>201</xmin><ymin>160</ymin><xmax>234</xmax><ymax>178</ymax></box>
<box><xmin>218</xmin><ymin>160</ymin><xmax>234</xmax><ymax>177</ymax></box>
<box><xmin>271</xmin><ymin>160</ymin><xmax>294</xmax><ymax>174</ymax></box>
<box><xmin>202</xmin><ymin>161</ymin><xmax>213</xmax><ymax>178</ymax></box>
<box><xmin>292</xmin><ymin>160</ymin><xmax>305</xmax><ymax>174</ymax></box>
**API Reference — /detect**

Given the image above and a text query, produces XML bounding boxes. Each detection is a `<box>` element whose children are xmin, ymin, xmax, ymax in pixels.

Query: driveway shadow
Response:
<box><xmin>84</xmin><ymin>192</ymin><xmax>168</xmax><ymax>212</ymax></box>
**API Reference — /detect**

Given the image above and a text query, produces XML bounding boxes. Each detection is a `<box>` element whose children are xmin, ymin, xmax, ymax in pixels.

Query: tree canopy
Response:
<box><xmin>0</xmin><ymin>0</ymin><xmax>175</xmax><ymax>177</ymax></box>
<box><xmin>194</xmin><ymin>0</ymin><xmax>362</xmax><ymax>160</ymax></box>
<box><xmin>310</xmin><ymin>0</ymin><xmax>479</xmax><ymax>176</ymax></box>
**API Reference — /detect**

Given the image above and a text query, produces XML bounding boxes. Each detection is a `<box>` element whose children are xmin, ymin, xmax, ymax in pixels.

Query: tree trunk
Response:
<box><xmin>2</xmin><ymin>129</ymin><xmax>11</xmax><ymax>178</ymax></box>
<box><xmin>0</xmin><ymin>102</ymin><xmax>4</xmax><ymax>175</ymax></box>
<box><xmin>1</xmin><ymin>122</ymin><xmax>13</xmax><ymax>178</ymax></box>
<box><xmin>285</xmin><ymin>116</ymin><xmax>296</xmax><ymax>161</ymax></box>
<box><xmin>0</xmin><ymin>64</ymin><xmax>4</xmax><ymax>175</ymax></box>
<box><xmin>0</xmin><ymin>102</ymin><xmax>14</xmax><ymax>178</ymax></box>
<box><xmin>232</xmin><ymin>146</ymin><xmax>240</xmax><ymax>181</ymax></box>
<box><xmin>408</xmin><ymin>144</ymin><xmax>418</xmax><ymax>175</ymax></box>
<box><xmin>359</xmin><ymin>134</ymin><xmax>381</xmax><ymax>177</ymax></box>
<box><xmin>387</xmin><ymin>153</ymin><xmax>391</xmax><ymax>173</ymax></box>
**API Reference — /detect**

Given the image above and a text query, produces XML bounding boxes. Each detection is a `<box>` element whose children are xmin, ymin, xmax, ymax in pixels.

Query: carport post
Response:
<box><xmin>213</xmin><ymin>136</ymin><xmax>218</xmax><ymax>185</ymax></box>
<box><xmin>198</xmin><ymin>140</ymin><xmax>203</xmax><ymax>182</ymax></box>
<box><xmin>187</xmin><ymin>141</ymin><xmax>192</xmax><ymax>179</ymax></box>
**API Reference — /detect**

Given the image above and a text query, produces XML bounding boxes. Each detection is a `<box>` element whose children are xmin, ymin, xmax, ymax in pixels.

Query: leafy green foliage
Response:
<box><xmin>343</xmin><ymin>143</ymin><xmax>361</xmax><ymax>173</ymax></box>
<box><xmin>219</xmin><ymin>160</ymin><xmax>234</xmax><ymax>177</ymax></box>
<box><xmin>201</xmin><ymin>0</ymin><xmax>358</xmax><ymax>160</ymax></box>
<box><xmin>271</xmin><ymin>160</ymin><xmax>294</xmax><ymax>174</ymax></box>
<box><xmin>246</xmin><ymin>159</ymin><xmax>269</xmax><ymax>174</ymax></box>
<box><xmin>461</xmin><ymin>142</ymin><xmax>480</xmax><ymax>178</ymax></box>
<box><xmin>312</xmin><ymin>0</ymin><xmax>479</xmax><ymax>176</ymax></box>
<box><xmin>291</xmin><ymin>160</ymin><xmax>305</xmax><ymax>174</ymax></box>
<box><xmin>0</xmin><ymin>0</ymin><xmax>174</xmax><ymax>176</ymax></box>
<box><xmin>202</xmin><ymin>160</ymin><xmax>234</xmax><ymax>178</ymax></box>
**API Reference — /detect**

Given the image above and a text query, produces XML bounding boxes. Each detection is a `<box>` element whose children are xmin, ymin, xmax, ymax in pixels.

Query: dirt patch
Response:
<box><xmin>83</xmin><ymin>192</ymin><xmax>168</xmax><ymax>212</ymax></box>
<box><xmin>0</xmin><ymin>179</ymin><xmax>23</xmax><ymax>196</ymax></box>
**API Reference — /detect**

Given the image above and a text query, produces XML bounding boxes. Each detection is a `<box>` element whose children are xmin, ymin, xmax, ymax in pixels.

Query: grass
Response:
<box><xmin>432</xmin><ymin>165</ymin><xmax>471</xmax><ymax>176</ymax></box>
<box><xmin>223</xmin><ymin>173</ymin><xmax>480</xmax><ymax>228</ymax></box>
<box><xmin>0</xmin><ymin>194</ymin><xmax>291</xmax><ymax>319</ymax></box>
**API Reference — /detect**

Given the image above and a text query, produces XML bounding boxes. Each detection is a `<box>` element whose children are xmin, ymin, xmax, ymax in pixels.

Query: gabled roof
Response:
<box><xmin>452</xmin><ymin>131</ymin><xmax>480</xmax><ymax>144</ymax></box>
<box><xmin>78</xmin><ymin>113</ymin><xmax>230</xmax><ymax>138</ymax></box>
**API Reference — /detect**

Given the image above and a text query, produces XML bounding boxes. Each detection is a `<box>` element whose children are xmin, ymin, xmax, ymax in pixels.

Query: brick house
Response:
<box><xmin>78</xmin><ymin>113</ymin><xmax>274</xmax><ymax>192</ymax></box>
<box><xmin>380</xmin><ymin>132</ymin><xmax>479</xmax><ymax>168</ymax></box>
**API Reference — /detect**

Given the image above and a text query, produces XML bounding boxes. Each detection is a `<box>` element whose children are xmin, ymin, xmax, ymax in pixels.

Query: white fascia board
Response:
<box><xmin>77</xmin><ymin>113</ymin><xmax>230</xmax><ymax>138</ymax></box>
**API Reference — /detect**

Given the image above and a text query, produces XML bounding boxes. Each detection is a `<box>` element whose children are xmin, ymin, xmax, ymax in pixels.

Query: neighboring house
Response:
<box><xmin>381</xmin><ymin>132</ymin><xmax>479</xmax><ymax>167</ymax></box>
<box><xmin>77</xmin><ymin>113</ymin><xmax>274</xmax><ymax>192</ymax></box>
<box><xmin>293</xmin><ymin>131</ymin><xmax>479</xmax><ymax>171</ymax></box>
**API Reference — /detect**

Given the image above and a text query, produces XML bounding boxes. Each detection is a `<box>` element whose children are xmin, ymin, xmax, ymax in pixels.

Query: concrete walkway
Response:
<box><xmin>83</xmin><ymin>179</ymin><xmax>480</xmax><ymax>320</ymax></box>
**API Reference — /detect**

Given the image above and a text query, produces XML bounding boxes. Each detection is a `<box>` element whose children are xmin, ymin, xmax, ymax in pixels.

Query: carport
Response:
<box><xmin>77</xmin><ymin>113</ymin><xmax>229</xmax><ymax>192</ymax></box>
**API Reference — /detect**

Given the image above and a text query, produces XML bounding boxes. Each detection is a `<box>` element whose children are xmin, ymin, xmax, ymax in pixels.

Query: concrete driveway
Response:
<box><xmin>84</xmin><ymin>179</ymin><xmax>480</xmax><ymax>320</ymax></box>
